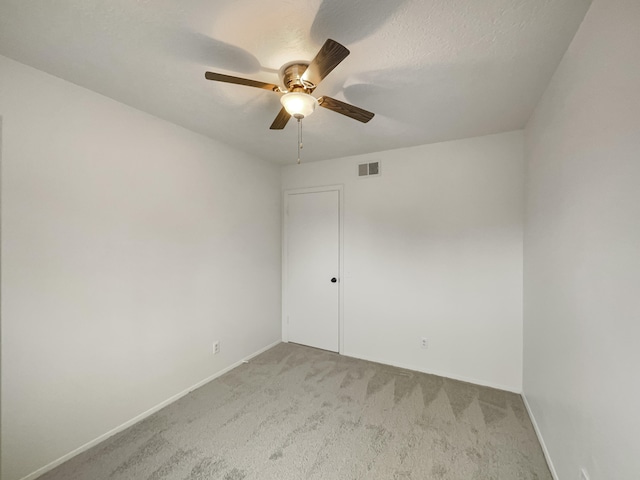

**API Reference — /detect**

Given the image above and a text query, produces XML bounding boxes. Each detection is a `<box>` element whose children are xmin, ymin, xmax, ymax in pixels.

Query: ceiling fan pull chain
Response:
<box><xmin>297</xmin><ymin>118</ymin><xmax>302</xmax><ymax>164</ymax></box>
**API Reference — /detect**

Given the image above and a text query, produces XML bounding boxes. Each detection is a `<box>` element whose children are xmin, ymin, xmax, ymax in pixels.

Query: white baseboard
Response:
<box><xmin>19</xmin><ymin>340</ymin><xmax>281</xmax><ymax>480</ymax></box>
<box><xmin>340</xmin><ymin>350</ymin><xmax>522</xmax><ymax>394</ymax></box>
<box><xmin>522</xmin><ymin>393</ymin><xmax>559</xmax><ymax>480</ymax></box>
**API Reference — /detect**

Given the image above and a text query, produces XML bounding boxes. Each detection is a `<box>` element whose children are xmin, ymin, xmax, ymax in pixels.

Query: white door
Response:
<box><xmin>286</xmin><ymin>189</ymin><xmax>340</xmax><ymax>352</ymax></box>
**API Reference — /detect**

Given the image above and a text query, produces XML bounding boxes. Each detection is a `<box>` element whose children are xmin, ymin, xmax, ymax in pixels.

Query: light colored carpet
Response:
<box><xmin>38</xmin><ymin>343</ymin><xmax>551</xmax><ymax>479</ymax></box>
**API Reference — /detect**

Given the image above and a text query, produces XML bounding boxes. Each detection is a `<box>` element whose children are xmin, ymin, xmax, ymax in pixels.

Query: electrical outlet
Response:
<box><xmin>213</xmin><ymin>341</ymin><xmax>220</xmax><ymax>355</ymax></box>
<box><xmin>580</xmin><ymin>468</ymin><xmax>590</xmax><ymax>480</ymax></box>
<box><xmin>421</xmin><ymin>337</ymin><xmax>428</xmax><ymax>349</ymax></box>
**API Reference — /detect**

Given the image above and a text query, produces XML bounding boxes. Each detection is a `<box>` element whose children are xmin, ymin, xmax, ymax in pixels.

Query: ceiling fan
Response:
<box><xmin>204</xmin><ymin>39</ymin><xmax>375</xmax><ymax>130</ymax></box>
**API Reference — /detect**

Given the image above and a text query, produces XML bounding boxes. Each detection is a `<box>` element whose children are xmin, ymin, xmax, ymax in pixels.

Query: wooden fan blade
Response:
<box><xmin>205</xmin><ymin>72</ymin><xmax>279</xmax><ymax>91</ymax></box>
<box><xmin>270</xmin><ymin>107</ymin><xmax>292</xmax><ymax>130</ymax></box>
<box><xmin>318</xmin><ymin>96</ymin><xmax>375</xmax><ymax>123</ymax></box>
<box><xmin>301</xmin><ymin>39</ymin><xmax>350</xmax><ymax>87</ymax></box>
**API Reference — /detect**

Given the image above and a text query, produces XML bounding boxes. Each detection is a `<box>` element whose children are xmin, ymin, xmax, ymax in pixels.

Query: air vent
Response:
<box><xmin>358</xmin><ymin>161</ymin><xmax>381</xmax><ymax>177</ymax></box>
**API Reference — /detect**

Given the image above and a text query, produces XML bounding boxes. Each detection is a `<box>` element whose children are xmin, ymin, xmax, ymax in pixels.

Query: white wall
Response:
<box><xmin>282</xmin><ymin>131</ymin><xmax>524</xmax><ymax>392</ymax></box>
<box><xmin>523</xmin><ymin>0</ymin><xmax>640</xmax><ymax>478</ymax></box>
<box><xmin>0</xmin><ymin>56</ymin><xmax>281</xmax><ymax>480</ymax></box>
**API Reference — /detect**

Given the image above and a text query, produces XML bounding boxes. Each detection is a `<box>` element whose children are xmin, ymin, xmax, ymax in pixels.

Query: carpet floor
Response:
<box><xmin>39</xmin><ymin>343</ymin><xmax>552</xmax><ymax>480</ymax></box>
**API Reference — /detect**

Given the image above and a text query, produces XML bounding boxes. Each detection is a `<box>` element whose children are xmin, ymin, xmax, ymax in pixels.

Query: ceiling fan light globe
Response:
<box><xmin>280</xmin><ymin>92</ymin><xmax>317</xmax><ymax>118</ymax></box>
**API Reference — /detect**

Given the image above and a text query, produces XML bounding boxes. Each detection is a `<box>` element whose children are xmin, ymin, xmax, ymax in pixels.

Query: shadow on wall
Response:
<box><xmin>165</xmin><ymin>0</ymin><xmax>409</xmax><ymax>77</ymax></box>
<box><xmin>162</xmin><ymin>0</ymin><xmax>409</xmax><ymax>97</ymax></box>
<box><xmin>310</xmin><ymin>0</ymin><xmax>408</xmax><ymax>45</ymax></box>
<box><xmin>164</xmin><ymin>29</ymin><xmax>278</xmax><ymax>75</ymax></box>
<box><xmin>340</xmin><ymin>58</ymin><xmax>539</xmax><ymax>139</ymax></box>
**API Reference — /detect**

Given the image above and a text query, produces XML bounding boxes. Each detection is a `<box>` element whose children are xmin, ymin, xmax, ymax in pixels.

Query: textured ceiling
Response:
<box><xmin>0</xmin><ymin>0</ymin><xmax>592</xmax><ymax>164</ymax></box>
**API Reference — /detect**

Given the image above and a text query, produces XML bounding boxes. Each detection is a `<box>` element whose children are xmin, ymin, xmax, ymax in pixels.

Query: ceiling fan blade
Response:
<box><xmin>318</xmin><ymin>96</ymin><xmax>375</xmax><ymax>123</ymax></box>
<box><xmin>205</xmin><ymin>72</ymin><xmax>279</xmax><ymax>91</ymax></box>
<box><xmin>301</xmin><ymin>39</ymin><xmax>350</xmax><ymax>87</ymax></box>
<box><xmin>270</xmin><ymin>107</ymin><xmax>292</xmax><ymax>130</ymax></box>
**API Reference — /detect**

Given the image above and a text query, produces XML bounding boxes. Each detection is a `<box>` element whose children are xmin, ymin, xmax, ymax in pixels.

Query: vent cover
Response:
<box><xmin>358</xmin><ymin>161</ymin><xmax>381</xmax><ymax>177</ymax></box>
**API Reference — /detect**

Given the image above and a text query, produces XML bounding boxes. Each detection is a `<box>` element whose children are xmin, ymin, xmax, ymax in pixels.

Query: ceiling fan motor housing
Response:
<box><xmin>280</xmin><ymin>62</ymin><xmax>315</xmax><ymax>93</ymax></box>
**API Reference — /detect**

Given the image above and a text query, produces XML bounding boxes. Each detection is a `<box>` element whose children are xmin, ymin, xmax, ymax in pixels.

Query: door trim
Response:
<box><xmin>282</xmin><ymin>185</ymin><xmax>344</xmax><ymax>354</ymax></box>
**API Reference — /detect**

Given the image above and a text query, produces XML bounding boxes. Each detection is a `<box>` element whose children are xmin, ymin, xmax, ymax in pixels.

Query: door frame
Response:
<box><xmin>282</xmin><ymin>185</ymin><xmax>344</xmax><ymax>354</ymax></box>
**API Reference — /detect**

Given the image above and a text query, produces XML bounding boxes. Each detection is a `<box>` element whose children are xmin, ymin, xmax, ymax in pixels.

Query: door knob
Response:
<box><xmin>331</xmin><ymin>277</ymin><xmax>337</xmax><ymax>283</ymax></box>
